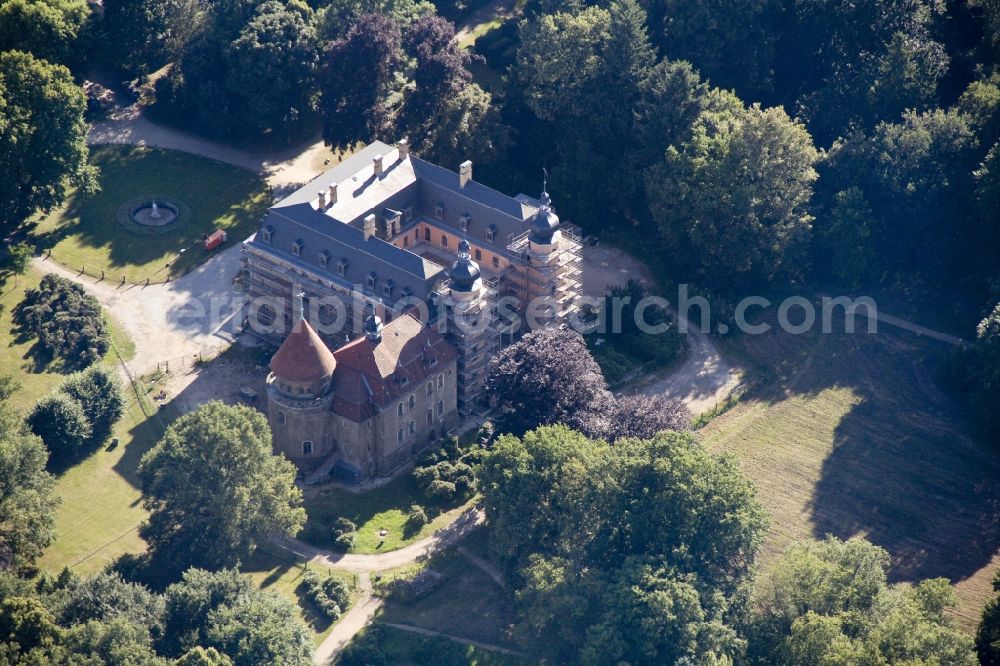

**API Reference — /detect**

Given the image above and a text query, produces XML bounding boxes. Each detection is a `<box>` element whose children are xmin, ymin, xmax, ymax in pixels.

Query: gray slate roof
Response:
<box><xmin>250</xmin><ymin>141</ymin><xmax>545</xmax><ymax>298</ymax></box>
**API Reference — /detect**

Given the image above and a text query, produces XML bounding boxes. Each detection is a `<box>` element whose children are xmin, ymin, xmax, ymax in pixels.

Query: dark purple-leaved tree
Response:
<box><xmin>319</xmin><ymin>13</ymin><xmax>404</xmax><ymax>151</ymax></box>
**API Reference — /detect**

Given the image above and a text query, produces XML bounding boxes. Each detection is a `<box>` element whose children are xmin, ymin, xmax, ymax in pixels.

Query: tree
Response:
<box><xmin>223</xmin><ymin>0</ymin><xmax>318</xmax><ymax>138</ymax></box>
<box><xmin>0</xmin><ymin>51</ymin><xmax>97</xmax><ymax>237</ymax></box>
<box><xmin>156</xmin><ymin>0</ymin><xmax>318</xmax><ymax>139</ymax></box>
<box><xmin>4</xmin><ymin>242</ymin><xmax>31</xmax><ymax>287</ymax></box>
<box><xmin>319</xmin><ymin>13</ymin><xmax>405</xmax><ymax>150</ymax></box>
<box><xmin>139</xmin><ymin>402</ymin><xmax>305</xmax><ymax>571</ymax></box>
<box><xmin>57</xmin><ymin>572</ymin><xmax>165</xmax><ymax>632</ymax></box>
<box><xmin>748</xmin><ymin>536</ymin><xmax>976</xmax><ymax>664</ymax></box>
<box><xmin>161</xmin><ymin>568</ymin><xmax>250</xmax><ymax>657</ymax></box>
<box><xmin>484</xmin><ymin>327</ymin><xmax>611</xmax><ymax>437</ymax></box>
<box><xmin>977</xmin><ymin>572</ymin><xmax>1000</xmax><ymax>665</ymax></box>
<box><xmin>970</xmin><ymin>302</ymin><xmax>1000</xmax><ymax>436</ymax></box>
<box><xmin>0</xmin><ymin>405</ymin><xmax>58</xmax><ymax>572</ymax></box>
<box><xmin>649</xmin><ymin>0</ymin><xmax>779</xmax><ymax>99</ymax></box>
<box><xmin>61</xmin><ymin>364</ymin><xmax>126</xmax><ymax>443</ymax></box>
<box><xmin>606</xmin><ymin>394</ymin><xmax>687</xmax><ymax>441</ymax></box>
<box><xmin>775</xmin><ymin>0</ymin><xmax>948</xmax><ymax>144</ymax></box>
<box><xmin>0</xmin><ymin>0</ymin><xmax>91</xmax><ymax>69</ymax></box>
<box><xmin>646</xmin><ymin>100</ymin><xmax>818</xmax><ymax>291</ymax></box>
<box><xmin>478</xmin><ymin>426</ymin><xmax>768</xmax><ymax>661</ymax></box>
<box><xmin>814</xmin><ymin>187</ymin><xmax>877</xmax><ymax>288</ymax></box>
<box><xmin>27</xmin><ymin>392</ymin><xmax>91</xmax><ymax>459</ymax></box>
<box><xmin>409</xmin><ymin>82</ymin><xmax>509</xmax><ymax>169</ymax></box>
<box><xmin>101</xmin><ymin>0</ymin><xmax>202</xmax><ymax>75</ymax></box>
<box><xmin>401</xmin><ymin>15</ymin><xmax>471</xmax><ymax>132</ymax></box>
<box><xmin>14</xmin><ymin>273</ymin><xmax>111</xmax><ymax>367</ymax></box>
<box><xmin>204</xmin><ymin>593</ymin><xmax>312</xmax><ymax>666</ymax></box>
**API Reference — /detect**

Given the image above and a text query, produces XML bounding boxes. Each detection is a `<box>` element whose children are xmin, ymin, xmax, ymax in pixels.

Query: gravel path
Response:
<box><xmin>313</xmin><ymin>572</ymin><xmax>381</xmax><ymax>666</ymax></box>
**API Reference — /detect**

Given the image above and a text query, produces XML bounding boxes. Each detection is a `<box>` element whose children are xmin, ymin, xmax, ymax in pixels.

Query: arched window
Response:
<box><xmin>397</xmin><ymin>428</ymin><xmax>404</xmax><ymax>443</ymax></box>
<box><xmin>398</xmin><ymin>403</ymin><xmax>404</xmax><ymax>417</ymax></box>
<box><xmin>426</xmin><ymin>382</ymin><xmax>433</xmax><ymax>397</ymax></box>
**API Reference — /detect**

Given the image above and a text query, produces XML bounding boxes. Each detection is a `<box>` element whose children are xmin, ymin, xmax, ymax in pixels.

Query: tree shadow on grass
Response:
<box><xmin>730</xmin><ymin>306</ymin><xmax>1000</xmax><ymax>586</ymax></box>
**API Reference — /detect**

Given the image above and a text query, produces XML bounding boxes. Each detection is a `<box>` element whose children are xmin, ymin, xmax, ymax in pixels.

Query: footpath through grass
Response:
<box><xmin>698</xmin><ymin>310</ymin><xmax>1000</xmax><ymax>632</ymax></box>
<box><xmin>31</xmin><ymin>145</ymin><xmax>269</xmax><ymax>284</ymax></box>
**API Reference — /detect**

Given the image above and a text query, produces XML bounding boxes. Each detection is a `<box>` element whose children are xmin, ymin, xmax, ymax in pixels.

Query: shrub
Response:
<box><xmin>406</xmin><ymin>504</ymin><xmax>429</xmax><ymax>530</ymax></box>
<box><xmin>62</xmin><ymin>365</ymin><xmax>126</xmax><ymax>442</ymax></box>
<box><xmin>14</xmin><ymin>274</ymin><xmax>111</xmax><ymax>368</ymax></box>
<box><xmin>301</xmin><ymin>569</ymin><xmax>351</xmax><ymax>621</ymax></box>
<box><xmin>27</xmin><ymin>392</ymin><xmax>91</xmax><ymax>458</ymax></box>
<box><xmin>426</xmin><ymin>479</ymin><xmax>458</xmax><ymax>502</ymax></box>
<box><xmin>333</xmin><ymin>532</ymin><xmax>355</xmax><ymax>552</ymax></box>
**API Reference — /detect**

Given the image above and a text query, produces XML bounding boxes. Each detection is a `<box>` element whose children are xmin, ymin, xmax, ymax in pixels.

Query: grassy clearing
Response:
<box><xmin>31</xmin><ymin>145</ymin><xmax>269</xmax><ymax>283</ymax></box>
<box><xmin>243</xmin><ymin>546</ymin><xmax>357</xmax><ymax>647</ymax></box>
<box><xmin>37</xmin><ymin>393</ymin><xmax>161</xmax><ymax>575</ymax></box>
<box><xmin>354</xmin><ymin>624</ymin><xmax>529</xmax><ymax>665</ymax></box>
<box><xmin>699</xmin><ymin>311</ymin><xmax>1000</xmax><ymax>631</ymax></box>
<box><xmin>301</xmin><ymin>474</ymin><xmax>475</xmax><ymax>554</ymax></box>
<box><xmin>379</xmin><ymin>548</ymin><xmax>517</xmax><ymax>650</ymax></box>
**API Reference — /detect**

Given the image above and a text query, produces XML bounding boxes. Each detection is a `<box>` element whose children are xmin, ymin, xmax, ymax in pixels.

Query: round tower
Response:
<box><xmin>266</xmin><ymin>312</ymin><xmax>339</xmax><ymax>472</ymax></box>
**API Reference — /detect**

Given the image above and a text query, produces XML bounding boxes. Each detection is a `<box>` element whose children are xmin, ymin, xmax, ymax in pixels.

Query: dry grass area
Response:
<box><xmin>699</xmin><ymin>317</ymin><xmax>1000</xmax><ymax>631</ymax></box>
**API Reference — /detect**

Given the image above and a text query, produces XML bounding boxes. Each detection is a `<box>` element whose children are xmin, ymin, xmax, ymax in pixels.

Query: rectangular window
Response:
<box><xmin>319</xmin><ymin>251</ymin><xmax>330</xmax><ymax>269</ymax></box>
<box><xmin>398</xmin><ymin>403</ymin><xmax>404</xmax><ymax>417</ymax></box>
<box><xmin>398</xmin><ymin>428</ymin><xmax>404</xmax><ymax>443</ymax></box>
<box><xmin>437</xmin><ymin>374</ymin><xmax>443</xmax><ymax>389</ymax></box>
<box><xmin>302</xmin><ymin>441</ymin><xmax>313</xmax><ymax>456</ymax></box>
<box><xmin>424</xmin><ymin>227</ymin><xmax>431</xmax><ymax>241</ymax></box>
<box><xmin>426</xmin><ymin>382</ymin><xmax>433</xmax><ymax>396</ymax></box>
<box><xmin>409</xmin><ymin>420</ymin><xmax>416</xmax><ymax>435</ymax></box>
<box><xmin>440</xmin><ymin>234</ymin><xmax>448</xmax><ymax>248</ymax></box>
<box><xmin>426</xmin><ymin>409</ymin><xmax>433</xmax><ymax>426</ymax></box>
<box><xmin>408</xmin><ymin>394</ymin><xmax>415</xmax><ymax>409</ymax></box>
<box><xmin>492</xmin><ymin>256</ymin><xmax>500</xmax><ymax>269</ymax></box>
<box><xmin>475</xmin><ymin>249</ymin><xmax>482</xmax><ymax>261</ymax></box>
<box><xmin>277</xmin><ymin>411</ymin><xmax>286</xmax><ymax>425</ymax></box>
<box><xmin>437</xmin><ymin>400</ymin><xmax>444</xmax><ymax>416</ymax></box>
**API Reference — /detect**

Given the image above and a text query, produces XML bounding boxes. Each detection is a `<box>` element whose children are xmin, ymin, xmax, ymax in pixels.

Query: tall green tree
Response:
<box><xmin>26</xmin><ymin>392</ymin><xmax>91</xmax><ymax>460</ymax></box>
<box><xmin>0</xmin><ymin>50</ymin><xmax>97</xmax><ymax>237</ymax></box>
<box><xmin>4</xmin><ymin>242</ymin><xmax>31</xmax><ymax>287</ymax></box>
<box><xmin>0</xmin><ymin>404</ymin><xmax>58</xmax><ymax>573</ymax></box>
<box><xmin>101</xmin><ymin>0</ymin><xmax>202</xmax><ymax>75</ymax></box>
<box><xmin>646</xmin><ymin>98</ymin><xmax>818</xmax><ymax>291</ymax></box>
<box><xmin>0</xmin><ymin>0</ymin><xmax>91</xmax><ymax>69</ymax></box>
<box><xmin>319</xmin><ymin>13</ymin><xmax>405</xmax><ymax>150</ymax></box>
<box><xmin>748</xmin><ymin>536</ymin><xmax>976</xmax><ymax>664</ymax></box>
<box><xmin>138</xmin><ymin>402</ymin><xmax>305</xmax><ymax>572</ymax></box>
<box><xmin>479</xmin><ymin>426</ymin><xmax>767</xmax><ymax>662</ymax></box>
<box><xmin>650</xmin><ymin>0</ymin><xmax>780</xmax><ymax>99</ymax></box>
<box><xmin>61</xmin><ymin>364</ymin><xmax>126</xmax><ymax>444</ymax></box>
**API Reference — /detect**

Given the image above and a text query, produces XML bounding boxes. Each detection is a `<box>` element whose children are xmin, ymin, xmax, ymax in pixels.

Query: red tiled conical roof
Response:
<box><xmin>269</xmin><ymin>318</ymin><xmax>337</xmax><ymax>383</ymax></box>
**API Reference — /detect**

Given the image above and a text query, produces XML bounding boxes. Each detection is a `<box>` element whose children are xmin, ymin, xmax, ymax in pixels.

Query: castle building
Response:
<box><xmin>266</xmin><ymin>303</ymin><xmax>459</xmax><ymax>483</ymax></box>
<box><xmin>245</xmin><ymin>141</ymin><xmax>582</xmax><ymax>479</ymax></box>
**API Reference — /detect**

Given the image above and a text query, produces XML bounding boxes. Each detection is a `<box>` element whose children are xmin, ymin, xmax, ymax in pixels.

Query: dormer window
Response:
<box><xmin>291</xmin><ymin>239</ymin><xmax>303</xmax><ymax>257</ymax></box>
<box><xmin>383</xmin><ymin>279</ymin><xmax>394</xmax><ymax>299</ymax></box>
<box><xmin>261</xmin><ymin>225</ymin><xmax>275</xmax><ymax>244</ymax></box>
<box><xmin>337</xmin><ymin>258</ymin><xmax>348</xmax><ymax>277</ymax></box>
<box><xmin>367</xmin><ymin>271</ymin><xmax>377</xmax><ymax>290</ymax></box>
<box><xmin>404</xmin><ymin>206</ymin><xmax>413</xmax><ymax>221</ymax></box>
<box><xmin>459</xmin><ymin>214</ymin><xmax>470</xmax><ymax>232</ymax></box>
<box><xmin>319</xmin><ymin>250</ymin><xmax>330</xmax><ymax>269</ymax></box>
<box><xmin>401</xmin><ymin>286</ymin><xmax>412</xmax><ymax>298</ymax></box>
<box><xmin>434</xmin><ymin>203</ymin><xmax>445</xmax><ymax>219</ymax></box>
<box><xmin>487</xmin><ymin>224</ymin><xmax>497</xmax><ymax>242</ymax></box>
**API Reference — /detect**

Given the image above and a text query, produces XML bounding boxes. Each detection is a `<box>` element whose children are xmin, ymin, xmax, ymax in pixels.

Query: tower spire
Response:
<box><xmin>294</xmin><ymin>291</ymin><xmax>305</xmax><ymax>323</ymax></box>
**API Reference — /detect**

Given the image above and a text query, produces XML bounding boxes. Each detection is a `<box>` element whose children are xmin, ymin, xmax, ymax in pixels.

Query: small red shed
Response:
<box><xmin>205</xmin><ymin>229</ymin><xmax>227</xmax><ymax>251</ymax></box>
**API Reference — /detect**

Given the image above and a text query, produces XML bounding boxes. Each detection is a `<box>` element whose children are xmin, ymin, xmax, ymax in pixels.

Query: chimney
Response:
<box><xmin>317</xmin><ymin>190</ymin><xmax>327</xmax><ymax>209</ymax></box>
<box><xmin>363</xmin><ymin>214</ymin><xmax>377</xmax><ymax>240</ymax></box>
<box><xmin>397</xmin><ymin>138</ymin><xmax>409</xmax><ymax>160</ymax></box>
<box><xmin>328</xmin><ymin>182</ymin><xmax>338</xmax><ymax>205</ymax></box>
<box><xmin>459</xmin><ymin>160</ymin><xmax>472</xmax><ymax>188</ymax></box>
<box><xmin>373</xmin><ymin>154</ymin><xmax>384</xmax><ymax>178</ymax></box>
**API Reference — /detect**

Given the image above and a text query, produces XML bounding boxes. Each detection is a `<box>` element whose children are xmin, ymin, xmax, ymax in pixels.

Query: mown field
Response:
<box><xmin>698</xmin><ymin>314</ymin><xmax>1000</xmax><ymax>631</ymax></box>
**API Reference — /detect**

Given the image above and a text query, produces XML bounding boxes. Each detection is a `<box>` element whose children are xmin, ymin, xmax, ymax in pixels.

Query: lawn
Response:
<box><xmin>0</xmin><ymin>268</ymin><xmax>134</xmax><ymax>411</ymax></box>
<box><xmin>698</xmin><ymin>312</ymin><xmax>1000</xmax><ymax>631</ymax></box>
<box><xmin>351</xmin><ymin>624</ymin><xmax>529</xmax><ymax>665</ymax></box>
<box><xmin>31</xmin><ymin>145</ymin><xmax>270</xmax><ymax>284</ymax></box>
<box><xmin>300</xmin><ymin>474</ymin><xmax>476</xmax><ymax>554</ymax></box>
<box><xmin>379</xmin><ymin>548</ymin><xmax>518</xmax><ymax>650</ymax></box>
<box><xmin>243</xmin><ymin>546</ymin><xmax>357</xmax><ymax>647</ymax></box>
